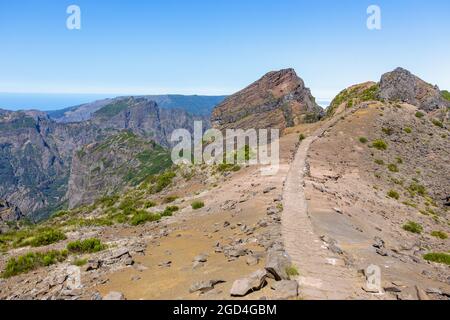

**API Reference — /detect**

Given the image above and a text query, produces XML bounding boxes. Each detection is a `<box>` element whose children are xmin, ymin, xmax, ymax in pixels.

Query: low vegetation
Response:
<box><xmin>1</xmin><ymin>250</ymin><xmax>68</xmax><ymax>278</ymax></box>
<box><xmin>441</xmin><ymin>90</ymin><xmax>450</xmax><ymax>101</ymax></box>
<box><xmin>431</xmin><ymin>119</ymin><xmax>444</xmax><ymax>128</ymax></box>
<box><xmin>359</xmin><ymin>137</ymin><xmax>368</xmax><ymax>144</ymax></box>
<box><xmin>191</xmin><ymin>201</ymin><xmax>205</xmax><ymax>210</ymax></box>
<box><xmin>387</xmin><ymin>163</ymin><xmax>399</xmax><ymax>173</ymax></box>
<box><xmin>402</xmin><ymin>221</ymin><xmax>423</xmax><ymax>234</ymax></box>
<box><xmin>387</xmin><ymin>190</ymin><xmax>400</xmax><ymax>200</ymax></box>
<box><xmin>415</xmin><ymin>111</ymin><xmax>425</xmax><ymax>118</ymax></box>
<box><xmin>286</xmin><ymin>265</ymin><xmax>300</xmax><ymax>277</ymax></box>
<box><xmin>403</xmin><ymin>127</ymin><xmax>412</xmax><ymax>134</ymax></box>
<box><xmin>371</xmin><ymin>139</ymin><xmax>388</xmax><ymax>150</ymax></box>
<box><xmin>67</xmin><ymin>238</ymin><xmax>106</xmax><ymax>254</ymax></box>
<box><xmin>130</xmin><ymin>211</ymin><xmax>161</xmax><ymax>226</ymax></box>
<box><xmin>299</xmin><ymin>134</ymin><xmax>306</xmax><ymax>142</ymax></box>
<box><xmin>430</xmin><ymin>231</ymin><xmax>448</xmax><ymax>239</ymax></box>
<box><xmin>423</xmin><ymin>252</ymin><xmax>450</xmax><ymax>265</ymax></box>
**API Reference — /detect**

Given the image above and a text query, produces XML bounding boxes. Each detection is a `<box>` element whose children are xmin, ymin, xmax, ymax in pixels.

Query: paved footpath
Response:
<box><xmin>282</xmin><ymin>116</ymin><xmax>370</xmax><ymax>300</ymax></box>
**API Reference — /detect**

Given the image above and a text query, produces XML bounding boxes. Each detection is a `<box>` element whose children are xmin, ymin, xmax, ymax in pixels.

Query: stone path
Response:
<box><xmin>282</xmin><ymin>117</ymin><xmax>368</xmax><ymax>300</ymax></box>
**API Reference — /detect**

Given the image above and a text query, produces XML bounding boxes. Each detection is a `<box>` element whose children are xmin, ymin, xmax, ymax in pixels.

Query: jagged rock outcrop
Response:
<box><xmin>0</xmin><ymin>199</ymin><xmax>23</xmax><ymax>223</ymax></box>
<box><xmin>378</xmin><ymin>67</ymin><xmax>450</xmax><ymax>112</ymax></box>
<box><xmin>211</xmin><ymin>69</ymin><xmax>324</xmax><ymax>131</ymax></box>
<box><xmin>67</xmin><ymin>131</ymin><xmax>171</xmax><ymax>209</ymax></box>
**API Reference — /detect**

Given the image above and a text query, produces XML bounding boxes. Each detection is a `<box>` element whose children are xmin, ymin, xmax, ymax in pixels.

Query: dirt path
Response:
<box><xmin>282</xmin><ymin>118</ymin><xmax>368</xmax><ymax>300</ymax></box>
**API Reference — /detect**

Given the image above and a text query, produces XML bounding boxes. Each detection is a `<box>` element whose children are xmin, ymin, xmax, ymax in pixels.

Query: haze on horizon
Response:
<box><xmin>0</xmin><ymin>0</ymin><xmax>449</xmax><ymax>110</ymax></box>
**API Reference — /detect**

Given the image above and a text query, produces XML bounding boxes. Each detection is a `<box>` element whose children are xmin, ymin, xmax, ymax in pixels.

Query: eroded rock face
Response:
<box><xmin>0</xmin><ymin>199</ymin><xmax>23</xmax><ymax>224</ymax></box>
<box><xmin>378</xmin><ymin>67</ymin><xmax>450</xmax><ymax>112</ymax></box>
<box><xmin>211</xmin><ymin>69</ymin><xmax>324</xmax><ymax>131</ymax></box>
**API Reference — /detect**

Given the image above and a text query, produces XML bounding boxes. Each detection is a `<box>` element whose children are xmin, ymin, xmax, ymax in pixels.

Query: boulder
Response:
<box><xmin>265</xmin><ymin>251</ymin><xmax>291</xmax><ymax>280</ymax></box>
<box><xmin>230</xmin><ymin>269</ymin><xmax>268</xmax><ymax>297</ymax></box>
<box><xmin>189</xmin><ymin>280</ymin><xmax>225</xmax><ymax>294</ymax></box>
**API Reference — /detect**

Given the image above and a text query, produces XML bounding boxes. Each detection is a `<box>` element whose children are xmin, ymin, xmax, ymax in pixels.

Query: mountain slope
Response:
<box><xmin>67</xmin><ymin>131</ymin><xmax>172</xmax><ymax>209</ymax></box>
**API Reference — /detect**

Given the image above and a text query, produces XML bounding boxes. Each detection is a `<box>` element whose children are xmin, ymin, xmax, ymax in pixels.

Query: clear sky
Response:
<box><xmin>0</xmin><ymin>0</ymin><xmax>449</xmax><ymax>103</ymax></box>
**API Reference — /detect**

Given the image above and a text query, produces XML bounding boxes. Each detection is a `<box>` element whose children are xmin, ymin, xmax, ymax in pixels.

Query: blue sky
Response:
<box><xmin>0</xmin><ymin>0</ymin><xmax>449</xmax><ymax>105</ymax></box>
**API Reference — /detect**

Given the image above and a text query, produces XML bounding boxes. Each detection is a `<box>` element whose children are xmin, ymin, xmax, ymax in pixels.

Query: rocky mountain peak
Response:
<box><xmin>378</xmin><ymin>67</ymin><xmax>449</xmax><ymax>111</ymax></box>
<box><xmin>211</xmin><ymin>69</ymin><xmax>323</xmax><ymax>131</ymax></box>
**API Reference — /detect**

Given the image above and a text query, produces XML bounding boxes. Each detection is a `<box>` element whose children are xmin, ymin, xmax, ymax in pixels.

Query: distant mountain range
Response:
<box><xmin>47</xmin><ymin>95</ymin><xmax>227</xmax><ymax>122</ymax></box>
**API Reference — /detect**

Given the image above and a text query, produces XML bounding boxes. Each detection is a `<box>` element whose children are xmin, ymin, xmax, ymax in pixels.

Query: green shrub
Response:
<box><xmin>374</xmin><ymin>159</ymin><xmax>384</xmax><ymax>165</ymax></box>
<box><xmin>217</xmin><ymin>163</ymin><xmax>241</xmax><ymax>173</ymax></box>
<box><xmin>359</xmin><ymin>137</ymin><xmax>368</xmax><ymax>144</ymax></box>
<box><xmin>286</xmin><ymin>265</ymin><xmax>300</xmax><ymax>277</ymax></box>
<box><xmin>2</xmin><ymin>250</ymin><xmax>68</xmax><ymax>278</ymax></box>
<box><xmin>372</xmin><ymin>139</ymin><xmax>388</xmax><ymax>150</ymax></box>
<box><xmin>403</xmin><ymin>127</ymin><xmax>412</xmax><ymax>134</ymax></box>
<box><xmin>161</xmin><ymin>206</ymin><xmax>179</xmax><ymax>217</ymax></box>
<box><xmin>382</xmin><ymin>127</ymin><xmax>393</xmax><ymax>135</ymax></box>
<box><xmin>423</xmin><ymin>252</ymin><xmax>450</xmax><ymax>265</ymax></box>
<box><xmin>415</xmin><ymin>111</ymin><xmax>425</xmax><ymax>118</ymax></box>
<box><xmin>441</xmin><ymin>90</ymin><xmax>450</xmax><ymax>101</ymax></box>
<box><xmin>299</xmin><ymin>134</ymin><xmax>306</xmax><ymax>142</ymax></box>
<box><xmin>130</xmin><ymin>211</ymin><xmax>160</xmax><ymax>226</ymax></box>
<box><xmin>402</xmin><ymin>221</ymin><xmax>423</xmax><ymax>234</ymax></box>
<box><xmin>407</xmin><ymin>182</ymin><xmax>427</xmax><ymax>197</ymax></box>
<box><xmin>431</xmin><ymin>231</ymin><xmax>448</xmax><ymax>239</ymax></box>
<box><xmin>98</xmin><ymin>195</ymin><xmax>119</xmax><ymax>208</ymax></box>
<box><xmin>432</xmin><ymin>119</ymin><xmax>444</xmax><ymax>128</ymax></box>
<box><xmin>395</xmin><ymin>157</ymin><xmax>403</xmax><ymax>164</ymax></box>
<box><xmin>387</xmin><ymin>190</ymin><xmax>399</xmax><ymax>200</ymax></box>
<box><xmin>144</xmin><ymin>200</ymin><xmax>157</xmax><ymax>208</ymax></box>
<box><xmin>73</xmin><ymin>258</ymin><xmax>88</xmax><ymax>267</ymax></box>
<box><xmin>29</xmin><ymin>229</ymin><xmax>66</xmax><ymax>247</ymax></box>
<box><xmin>387</xmin><ymin>163</ymin><xmax>399</xmax><ymax>173</ymax></box>
<box><xmin>191</xmin><ymin>201</ymin><xmax>205</xmax><ymax>210</ymax></box>
<box><xmin>67</xmin><ymin>238</ymin><xmax>106</xmax><ymax>254</ymax></box>
<box><xmin>163</xmin><ymin>196</ymin><xmax>178</xmax><ymax>204</ymax></box>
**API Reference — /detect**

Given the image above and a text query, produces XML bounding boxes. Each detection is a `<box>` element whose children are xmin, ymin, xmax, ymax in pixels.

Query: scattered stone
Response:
<box><xmin>265</xmin><ymin>250</ymin><xmax>291</xmax><ymax>281</ymax></box>
<box><xmin>271</xmin><ymin>280</ymin><xmax>299</xmax><ymax>299</ymax></box>
<box><xmin>91</xmin><ymin>292</ymin><xmax>102</xmax><ymax>300</ymax></box>
<box><xmin>84</xmin><ymin>259</ymin><xmax>101</xmax><ymax>272</ymax></box>
<box><xmin>373</xmin><ymin>236</ymin><xmax>385</xmax><ymax>249</ymax></box>
<box><xmin>103</xmin><ymin>291</ymin><xmax>125</xmax><ymax>300</ymax></box>
<box><xmin>263</xmin><ymin>187</ymin><xmax>276</xmax><ymax>194</ymax></box>
<box><xmin>190</xmin><ymin>280</ymin><xmax>225</xmax><ymax>294</ymax></box>
<box><xmin>384</xmin><ymin>286</ymin><xmax>402</xmax><ymax>293</ymax></box>
<box><xmin>246</xmin><ymin>256</ymin><xmax>259</xmax><ymax>266</ymax></box>
<box><xmin>230</xmin><ymin>269</ymin><xmax>267</xmax><ymax>297</ymax></box>
<box><xmin>223</xmin><ymin>221</ymin><xmax>231</xmax><ymax>228</ymax></box>
<box><xmin>194</xmin><ymin>254</ymin><xmax>208</xmax><ymax>263</ymax></box>
<box><xmin>425</xmin><ymin>288</ymin><xmax>442</xmax><ymax>295</ymax></box>
<box><xmin>158</xmin><ymin>260</ymin><xmax>172</xmax><ymax>268</ymax></box>
<box><xmin>415</xmin><ymin>286</ymin><xmax>430</xmax><ymax>300</ymax></box>
<box><xmin>376</xmin><ymin>248</ymin><xmax>388</xmax><ymax>257</ymax></box>
<box><xmin>333</xmin><ymin>207</ymin><xmax>343</xmax><ymax>214</ymax></box>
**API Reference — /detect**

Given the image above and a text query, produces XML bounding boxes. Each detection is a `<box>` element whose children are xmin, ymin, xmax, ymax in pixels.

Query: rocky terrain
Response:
<box><xmin>211</xmin><ymin>68</ymin><xmax>324</xmax><ymax>131</ymax></box>
<box><xmin>0</xmin><ymin>68</ymin><xmax>448</xmax><ymax>301</ymax></box>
